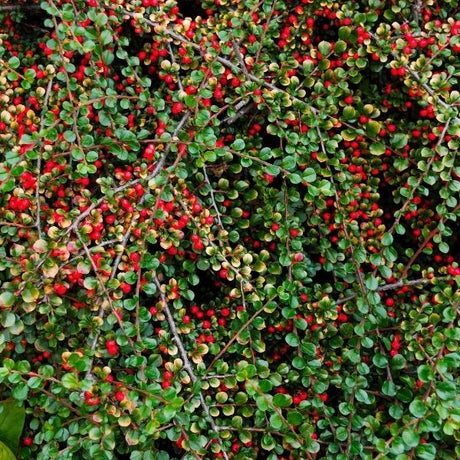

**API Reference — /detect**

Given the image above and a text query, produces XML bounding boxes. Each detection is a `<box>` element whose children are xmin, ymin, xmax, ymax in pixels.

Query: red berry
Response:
<box><xmin>23</xmin><ymin>437</ymin><xmax>33</xmax><ymax>446</ymax></box>
<box><xmin>106</xmin><ymin>340</ymin><xmax>118</xmax><ymax>355</ymax></box>
<box><xmin>171</xmin><ymin>102</ymin><xmax>184</xmax><ymax>114</ymax></box>
<box><xmin>183</xmin><ymin>315</ymin><xmax>191</xmax><ymax>324</ymax></box>
<box><xmin>54</xmin><ymin>284</ymin><xmax>67</xmax><ymax>295</ymax></box>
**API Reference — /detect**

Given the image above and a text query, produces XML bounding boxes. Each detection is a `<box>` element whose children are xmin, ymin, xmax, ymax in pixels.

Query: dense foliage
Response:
<box><xmin>0</xmin><ymin>0</ymin><xmax>459</xmax><ymax>458</ymax></box>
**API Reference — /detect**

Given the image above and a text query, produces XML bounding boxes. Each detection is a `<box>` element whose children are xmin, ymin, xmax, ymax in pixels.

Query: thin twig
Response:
<box><xmin>202</xmin><ymin>165</ymin><xmax>224</xmax><ymax>229</ymax></box>
<box><xmin>222</xmin><ymin>102</ymin><xmax>254</xmax><ymax>125</ymax></box>
<box><xmin>167</xmin><ymin>43</ymin><xmax>183</xmax><ymax>91</ymax></box>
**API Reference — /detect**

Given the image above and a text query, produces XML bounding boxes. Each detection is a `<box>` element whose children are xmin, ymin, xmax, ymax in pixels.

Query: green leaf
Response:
<box><xmin>231</xmin><ymin>139</ymin><xmax>245</xmax><ymax>151</ymax></box>
<box><xmin>370</xmin><ymin>142</ymin><xmax>385</xmax><ymax>155</ymax></box>
<box><xmin>342</xmin><ymin>106</ymin><xmax>356</xmax><ymax>121</ymax></box>
<box><xmin>286</xmin><ymin>333</ymin><xmax>300</xmax><ymax>347</ymax></box>
<box><xmin>391</xmin><ymin>354</ymin><xmax>406</xmax><ymax>370</ymax></box>
<box><xmin>1</xmin><ymin>312</ymin><xmax>15</xmax><ymax>328</ymax></box>
<box><xmin>287</xmin><ymin>411</ymin><xmax>303</xmax><ymax>426</ymax></box>
<box><xmin>261</xmin><ymin>434</ymin><xmax>276</xmax><ymax>451</ymax></box>
<box><xmin>343</xmin><ymin>349</ymin><xmax>361</xmax><ymax>364</ymax></box>
<box><xmin>12</xmin><ymin>383</ymin><xmax>28</xmax><ymax>402</ymax></box>
<box><xmin>100</xmin><ymin>30</ymin><xmax>112</xmax><ymax>46</ymax></box>
<box><xmin>272</xmin><ymin>393</ymin><xmax>292</xmax><ymax>408</ymax></box>
<box><xmin>381</xmin><ymin>233</ymin><xmax>393</xmax><ymax>246</ymax></box>
<box><xmin>435</xmin><ymin>381</ymin><xmax>456</xmax><ymax>401</ymax></box>
<box><xmin>389</xmin><ymin>404</ymin><xmax>403</xmax><ymax>419</ymax></box>
<box><xmin>402</xmin><ymin>428</ymin><xmax>420</xmax><ymax>448</ymax></box>
<box><xmin>255</xmin><ymin>395</ymin><xmax>270</xmax><ymax>411</ymax></box>
<box><xmin>265</xmin><ymin>165</ymin><xmax>280</xmax><ymax>176</ymax></box>
<box><xmin>318</xmin><ymin>41</ymin><xmax>331</xmax><ymax>56</ymax></box>
<box><xmin>334</xmin><ymin>40</ymin><xmax>347</xmax><ymax>54</ymax></box>
<box><xmin>382</xmin><ymin>381</ymin><xmax>397</xmax><ymax>397</ymax></box>
<box><xmin>184</xmin><ymin>95</ymin><xmax>197</xmax><ymax>109</ymax></box>
<box><xmin>64</xmin><ymin>131</ymin><xmax>76</xmax><ymax>143</ymax></box>
<box><xmin>355</xmin><ymin>389</ymin><xmax>372</xmax><ymax>405</ymax></box>
<box><xmin>61</xmin><ymin>373</ymin><xmax>79</xmax><ymax>390</ymax></box>
<box><xmin>302</xmin><ymin>168</ymin><xmax>316</xmax><ymax>183</ymax></box>
<box><xmin>366</xmin><ymin>121</ymin><xmax>381</xmax><ymax>137</ymax></box>
<box><xmin>415</xmin><ymin>443</ymin><xmax>437</xmax><ymax>460</ymax></box>
<box><xmin>302</xmin><ymin>343</ymin><xmax>317</xmax><ymax>358</ymax></box>
<box><xmin>8</xmin><ymin>57</ymin><xmax>20</xmax><ymax>69</ymax></box>
<box><xmin>0</xmin><ymin>401</ymin><xmax>26</xmax><ymax>453</ymax></box>
<box><xmin>336</xmin><ymin>426</ymin><xmax>348</xmax><ymax>442</ymax></box>
<box><xmin>269</xmin><ymin>413</ymin><xmax>283</xmax><ymax>430</ymax></box>
<box><xmin>21</xmin><ymin>286</ymin><xmax>39</xmax><ymax>303</ymax></box>
<box><xmin>158</xmin><ymin>405</ymin><xmax>176</xmax><ymax>422</ymax></box>
<box><xmin>140</xmin><ymin>254</ymin><xmax>159</xmax><ymax>270</ymax></box>
<box><xmin>391</xmin><ymin>133</ymin><xmax>408</xmax><ymax>149</ymax></box>
<box><xmin>339</xmin><ymin>26</ymin><xmax>351</xmax><ymax>39</ymax></box>
<box><xmin>0</xmin><ymin>293</ymin><xmax>15</xmax><ymax>309</ymax></box>
<box><xmin>288</xmin><ymin>173</ymin><xmax>302</xmax><ymax>184</ymax></box>
<box><xmin>292</xmin><ymin>356</ymin><xmax>306</xmax><ymax>369</ymax></box>
<box><xmin>365</xmin><ymin>275</ymin><xmax>379</xmax><ymax>291</ymax></box>
<box><xmin>281</xmin><ymin>155</ymin><xmax>296</xmax><ymax>171</ymax></box>
<box><xmin>0</xmin><ymin>441</ymin><xmax>15</xmax><ymax>460</ymax></box>
<box><xmin>409</xmin><ymin>399</ymin><xmax>427</xmax><ymax>418</ymax></box>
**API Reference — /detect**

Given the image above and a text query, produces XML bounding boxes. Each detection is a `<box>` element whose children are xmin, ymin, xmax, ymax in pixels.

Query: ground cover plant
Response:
<box><xmin>0</xmin><ymin>0</ymin><xmax>459</xmax><ymax>458</ymax></box>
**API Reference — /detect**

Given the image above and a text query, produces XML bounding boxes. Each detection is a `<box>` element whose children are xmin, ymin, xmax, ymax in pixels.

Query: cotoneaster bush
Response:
<box><xmin>0</xmin><ymin>0</ymin><xmax>459</xmax><ymax>459</ymax></box>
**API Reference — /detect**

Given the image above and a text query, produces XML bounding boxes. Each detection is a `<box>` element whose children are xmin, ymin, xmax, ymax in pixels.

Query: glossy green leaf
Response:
<box><xmin>0</xmin><ymin>402</ymin><xmax>25</xmax><ymax>453</ymax></box>
<box><xmin>0</xmin><ymin>441</ymin><xmax>15</xmax><ymax>460</ymax></box>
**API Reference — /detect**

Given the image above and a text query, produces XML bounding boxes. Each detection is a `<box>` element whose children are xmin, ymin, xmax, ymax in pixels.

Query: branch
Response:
<box><xmin>412</xmin><ymin>0</ymin><xmax>423</xmax><ymax>26</ymax></box>
<box><xmin>206</xmin><ymin>295</ymin><xmax>277</xmax><ymax>373</ymax></box>
<box><xmin>167</xmin><ymin>43</ymin><xmax>183</xmax><ymax>92</ymax></box>
<box><xmin>0</xmin><ymin>5</ymin><xmax>42</xmax><ymax>11</ymax></box>
<box><xmin>222</xmin><ymin>101</ymin><xmax>255</xmax><ymax>125</ymax></box>
<box><xmin>202</xmin><ymin>165</ymin><xmax>224</xmax><ymax>229</ymax></box>
<box><xmin>336</xmin><ymin>275</ymin><xmax>453</xmax><ymax>305</ymax></box>
<box><xmin>35</xmin><ymin>78</ymin><xmax>54</xmax><ymax>239</ymax></box>
<box><xmin>401</xmin><ymin>203</ymin><xmax>460</xmax><ymax>279</ymax></box>
<box><xmin>79</xmin><ymin>234</ymin><xmax>137</xmax><ymax>382</ymax></box>
<box><xmin>231</xmin><ymin>38</ymin><xmax>251</xmax><ymax>80</ymax></box>
<box><xmin>370</xmin><ymin>119</ymin><xmax>453</xmax><ymax>280</ymax></box>
<box><xmin>153</xmin><ymin>276</ymin><xmax>230</xmax><ymax>460</ymax></box>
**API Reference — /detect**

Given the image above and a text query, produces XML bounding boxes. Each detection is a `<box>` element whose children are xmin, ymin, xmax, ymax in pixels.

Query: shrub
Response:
<box><xmin>0</xmin><ymin>0</ymin><xmax>459</xmax><ymax>459</ymax></box>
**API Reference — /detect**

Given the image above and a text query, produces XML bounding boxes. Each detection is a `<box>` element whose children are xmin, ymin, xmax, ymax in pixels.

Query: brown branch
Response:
<box><xmin>0</xmin><ymin>5</ymin><xmax>42</xmax><ymax>11</ymax></box>
<box><xmin>202</xmin><ymin>165</ymin><xmax>224</xmax><ymax>229</ymax></box>
<box><xmin>336</xmin><ymin>275</ymin><xmax>453</xmax><ymax>305</ymax></box>
<box><xmin>206</xmin><ymin>295</ymin><xmax>277</xmax><ymax>372</ymax></box>
<box><xmin>401</xmin><ymin>204</ymin><xmax>460</xmax><ymax>279</ymax></box>
<box><xmin>153</xmin><ymin>276</ymin><xmax>230</xmax><ymax>460</ymax></box>
<box><xmin>35</xmin><ymin>78</ymin><xmax>54</xmax><ymax>239</ymax></box>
